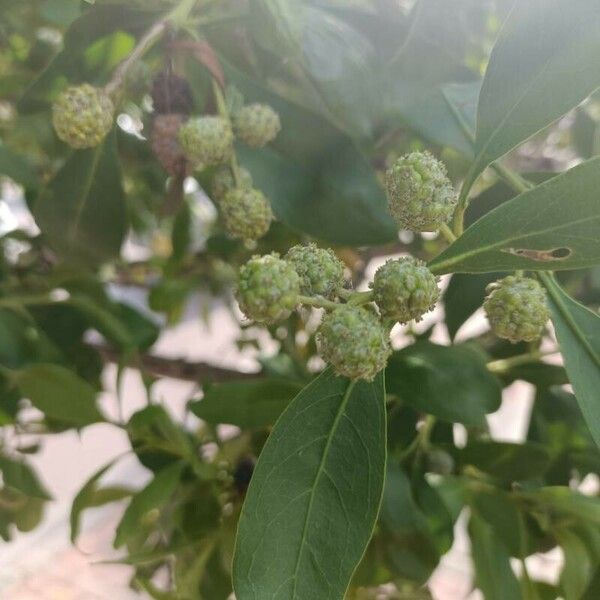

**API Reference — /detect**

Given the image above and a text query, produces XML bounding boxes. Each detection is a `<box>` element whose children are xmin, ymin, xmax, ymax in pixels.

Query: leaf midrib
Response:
<box><xmin>69</xmin><ymin>145</ymin><xmax>102</xmax><ymax>244</ymax></box>
<box><xmin>430</xmin><ymin>213</ymin><xmax>600</xmax><ymax>274</ymax></box>
<box><xmin>289</xmin><ymin>380</ymin><xmax>356</xmax><ymax>599</ymax></box>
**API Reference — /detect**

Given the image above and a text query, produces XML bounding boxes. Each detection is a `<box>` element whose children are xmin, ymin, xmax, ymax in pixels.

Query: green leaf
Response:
<box><xmin>469</xmin><ymin>512</ymin><xmax>522</xmax><ymax>600</ymax></box>
<box><xmin>556</xmin><ymin>528</ymin><xmax>596</xmax><ymax>600</ymax></box>
<box><xmin>386</xmin><ymin>342</ymin><xmax>501</xmax><ymax>425</ymax></box>
<box><xmin>461</xmin><ymin>441</ymin><xmax>551</xmax><ymax>482</ymax></box>
<box><xmin>0</xmin><ymin>455</ymin><xmax>52</xmax><ymax>500</ymax></box>
<box><xmin>189</xmin><ymin>379</ymin><xmax>302</xmax><ymax>429</ymax></box>
<box><xmin>386</xmin><ymin>1</ymin><xmax>481</xmax><ymax>150</ymax></box>
<box><xmin>470</xmin><ymin>490</ymin><xmax>526</xmax><ymax>557</ymax></box>
<box><xmin>249</xmin><ymin>0</ymin><xmax>376</xmax><ymax>139</ymax></box>
<box><xmin>540</xmin><ymin>274</ymin><xmax>600</xmax><ymax>447</ymax></box>
<box><xmin>379</xmin><ymin>465</ymin><xmax>444</xmax><ymax>584</ymax></box>
<box><xmin>71</xmin><ymin>458</ymin><xmax>131</xmax><ymax>543</ymax></box>
<box><xmin>0</xmin><ymin>145</ymin><xmax>39</xmax><ymax>189</ymax></box>
<box><xmin>14</xmin><ymin>363</ymin><xmax>104</xmax><ymax>427</ymax></box>
<box><xmin>520</xmin><ymin>487</ymin><xmax>600</xmax><ymax>526</ymax></box>
<box><xmin>114</xmin><ymin>462</ymin><xmax>184</xmax><ymax>548</ymax></box>
<box><xmin>33</xmin><ymin>131</ymin><xmax>127</xmax><ymax>267</ymax></box>
<box><xmin>239</xmin><ymin>144</ymin><xmax>396</xmax><ymax>246</ymax></box>
<box><xmin>464</xmin><ymin>0</ymin><xmax>600</xmax><ymax>194</ymax></box>
<box><xmin>430</xmin><ymin>158</ymin><xmax>600</xmax><ymax>274</ymax></box>
<box><xmin>233</xmin><ymin>368</ymin><xmax>386</xmax><ymax>600</ymax></box>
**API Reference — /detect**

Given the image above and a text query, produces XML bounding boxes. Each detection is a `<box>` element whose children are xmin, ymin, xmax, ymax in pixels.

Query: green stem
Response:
<box><xmin>486</xmin><ymin>348</ymin><xmax>560</xmax><ymax>374</ymax></box>
<box><xmin>104</xmin><ymin>0</ymin><xmax>197</xmax><ymax>99</ymax></box>
<box><xmin>297</xmin><ymin>295</ymin><xmax>340</xmax><ymax>311</ymax></box>
<box><xmin>492</xmin><ymin>161</ymin><xmax>535</xmax><ymax>194</ymax></box>
<box><xmin>211</xmin><ymin>79</ymin><xmax>243</xmax><ymax>187</ymax></box>
<box><xmin>439</xmin><ymin>223</ymin><xmax>457</xmax><ymax>244</ymax></box>
<box><xmin>399</xmin><ymin>414</ymin><xmax>436</xmax><ymax>463</ymax></box>
<box><xmin>347</xmin><ymin>290</ymin><xmax>374</xmax><ymax>306</ymax></box>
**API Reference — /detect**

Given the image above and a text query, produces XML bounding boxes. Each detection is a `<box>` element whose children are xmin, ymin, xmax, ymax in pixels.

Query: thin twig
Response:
<box><xmin>88</xmin><ymin>341</ymin><xmax>258</xmax><ymax>382</ymax></box>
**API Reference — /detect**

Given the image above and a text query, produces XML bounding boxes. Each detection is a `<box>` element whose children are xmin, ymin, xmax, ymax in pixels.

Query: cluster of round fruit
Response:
<box><xmin>51</xmin><ymin>80</ymin><xmax>281</xmax><ymax>243</ymax></box>
<box><xmin>384</xmin><ymin>150</ymin><xmax>550</xmax><ymax>345</ymax></box>
<box><xmin>236</xmin><ymin>244</ymin><xmax>440</xmax><ymax>381</ymax></box>
<box><xmin>236</xmin><ymin>152</ymin><xmax>550</xmax><ymax>381</ymax></box>
<box><xmin>175</xmin><ymin>99</ymin><xmax>281</xmax><ymax>243</ymax></box>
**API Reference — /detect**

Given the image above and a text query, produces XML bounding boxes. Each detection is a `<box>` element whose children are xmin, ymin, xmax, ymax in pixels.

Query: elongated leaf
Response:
<box><xmin>15</xmin><ymin>363</ymin><xmax>104</xmax><ymax>427</ymax></box>
<box><xmin>469</xmin><ymin>513</ymin><xmax>522</xmax><ymax>600</ymax></box>
<box><xmin>556</xmin><ymin>529</ymin><xmax>596</xmax><ymax>600</ymax></box>
<box><xmin>386</xmin><ymin>342</ymin><xmax>501</xmax><ymax>425</ymax></box>
<box><xmin>34</xmin><ymin>131</ymin><xmax>127</xmax><ymax>266</ymax></box>
<box><xmin>114</xmin><ymin>462</ymin><xmax>184</xmax><ymax>548</ymax></box>
<box><xmin>380</xmin><ymin>465</ymin><xmax>443</xmax><ymax>584</ymax></box>
<box><xmin>190</xmin><ymin>379</ymin><xmax>302</xmax><ymax>429</ymax></box>
<box><xmin>71</xmin><ymin>458</ymin><xmax>126</xmax><ymax>543</ymax></box>
<box><xmin>461</xmin><ymin>441</ymin><xmax>551</xmax><ymax>482</ymax></box>
<box><xmin>464</xmin><ymin>0</ymin><xmax>600</xmax><ymax>193</ymax></box>
<box><xmin>430</xmin><ymin>158</ymin><xmax>600</xmax><ymax>274</ymax></box>
<box><xmin>0</xmin><ymin>455</ymin><xmax>52</xmax><ymax>500</ymax></box>
<box><xmin>540</xmin><ymin>274</ymin><xmax>600</xmax><ymax>446</ymax></box>
<box><xmin>250</xmin><ymin>0</ymin><xmax>376</xmax><ymax>138</ymax></box>
<box><xmin>233</xmin><ymin>368</ymin><xmax>386</xmax><ymax>600</ymax></box>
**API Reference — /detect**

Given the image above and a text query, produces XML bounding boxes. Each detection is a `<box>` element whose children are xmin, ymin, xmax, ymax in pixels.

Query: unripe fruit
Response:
<box><xmin>220</xmin><ymin>188</ymin><xmax>273</xmax><ymax>242</ymax></box>
<box><xmin>233</xmin><ymin>103</ymin><xmax>281</xmax><ymax>147</ymax></box>
<box><xmin>236</xmin><ymin>253</ymin><xmax>300</xmax><ymax>323</ymax></box>
<box><xmin>371</xmin><ymin>257</ymin><xmax>439</xmax><ymax>323</ymax></box>
<box><xmin>52</xmin><ymin>84</ymin><xmax>114</xmax><ymax>149</ymax></box>
<box><xmin>317</xmin><ymin>305</ymin><xmax>391</xmax><ymax>381</ymax></box>
<box><xmin>211</xmin><ymin>166</ymin><xmax>253</xmax><ymax>204</ymax></box>
<box><xmin>483</xmin><ymin>275</ymin><xmax>549</xmax><ymax>343</ymax></box>
<box><xmin>285</xmin><ymin>243</ymin><xmax>346</xmax><ymax>299</ymax></box>
<box><xmin>385</xmin><ymin>151</ymin><xmax>457</xmax><ymax>232</ymax></box>
<box><xmin>178</xmin><ymin>116</ymin><xmax>233</xmax><ymax>167</ymax></box>
<box><xmin>151</xmin><ymin>114</ymin><xmax>187</xmax><ymax>176</ymax></box>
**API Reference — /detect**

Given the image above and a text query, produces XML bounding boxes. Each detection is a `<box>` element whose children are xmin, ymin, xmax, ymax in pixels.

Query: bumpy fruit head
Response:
<box><xmin>236</xmin><ymin>253</ymin><xmax>300</xmax><ymax>323</ymax></box>
<box><xmin>371</xmin><ymin>257</ymin><xmax>439</xmax><ymax>323</ymax></box>
<box><xmin>317</xmin><ymin>305</ymin><xmax>391</xmax><ymax>381</ymax></box>
<box><xmin>52</xmin><ymin>84</ymin><xmax>114</xmax><ymax>149</ymax></box>
<box><xmin>285</xmin><ymin>243</ymin><xmax>345</xmax><ymax>299</ymax></box>
<box><xmin>211</xmin><ymin>166</ymin><xmax>253</xmax><ymax>204</ymax></box>
<box><xmin>178</xmin><ymin>116</ymin><xmax>233</xmax><ymax>167</ymax></box>
<box><xmin>220</xmin><ymin>187</ymin><xmax>273</xmax><ymax>242</ymax></box>
<box><xmin>233</xmin><ymin>103</ymin><xmax>281</xmax><ymax>148</ymax></box>
<box><xmin>483</xmin><ymin>275</ymin><xmax>549</xmax><ymax>343</ymax></box>
<box><xmin>385</xmin><ymin>151</ymin><xmax>457</xmax><ymax>232</ymax></box>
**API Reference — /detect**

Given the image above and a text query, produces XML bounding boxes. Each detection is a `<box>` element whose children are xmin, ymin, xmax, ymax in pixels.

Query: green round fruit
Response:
<box><xmin>285</xmin><ymin>243</ymin><xmax>346</xmax><ymax>298</ymax></box>
<box><xmin>385</xmin><ymin>151</ymin><xmax>457</xmax><ymax>232</ymax></box>
<box><xmin>317</xmin><ymin>305</ymin><xmax>391</xmax><ymax>381</ymax></box>
<box><xmin>52</xmin><ymin>84</ymin><xmax>114</xmax><ymax>149</ymax></box>
<box><xmin>236</xmin><ymin>253</ymin><xmax>300</xmax><ymax>323</ymax></box>
<box><xmin>483</xmin><ymin>275</ymin><xmax>549</xmax><ymax>343</ymax></box>
<box><xmin>220</xmin><ymin>187</ymin><xmax>273</xmax><ymax>242</ymax></box>
<box><xmin>178</xmin><ymin>116</ymin><xmax>233</xmax><ymax>166</ymax></box>
<box><xmin>233</xmin><ymin>103</ymin><xmax>281</xmax><ymax>147</ymax></box>
<box><xmin>211</xmin><ymin>166</ymin><xmax>253</xmax><ymax>204</ymax></box>
<box><xmin>371</xmin><ymin>257</ymin><xmax>439</xmax><ymax>323</ymax></box>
